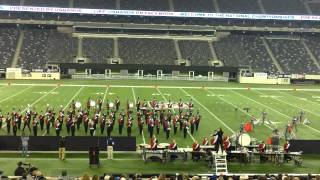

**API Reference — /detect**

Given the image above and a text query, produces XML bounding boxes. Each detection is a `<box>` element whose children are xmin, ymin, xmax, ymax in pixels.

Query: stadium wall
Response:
<box><xmin>6</xmin><ymin>68</ymin><xmax>60</xmax><ymax>80</ymax></box>
<box><xmin>239</xmin><ymin>76</ymin><xmax>290</xmax><ymax>84</ymax></box>
<box><xmin>0</xmin><ymin>136</ymin><xmax>136</xmax><ymax>151</ymax></box>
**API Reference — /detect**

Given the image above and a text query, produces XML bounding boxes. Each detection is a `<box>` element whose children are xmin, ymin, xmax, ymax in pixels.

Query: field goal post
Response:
<box><xmin>157</xmin><ymin>70</ymin><xmax>163</xmax><ymax>79</ymax></box>
<box><xmin>208</xmin><ymin>72</ymin><xmax>214</xmax><ymax>80</ymax></box>
<box><xmin>189</xmin><ymin>71</ymin><xmax>194</xmax><ymax>80</ymax></box>
<box><xmin>138</xmin><ymin>70</ymin><xmax>144</xmax><ymax>79</ymax></box>
<box><xmin>105</xmin><ymin>69</ymin><xmax>111</xmax><ymax>78</ymax></box>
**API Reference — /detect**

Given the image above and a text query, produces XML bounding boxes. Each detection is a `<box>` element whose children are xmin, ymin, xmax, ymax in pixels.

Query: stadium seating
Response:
<box><xmin>213</xmin><ymin>34</ymin><xmax>276</xmax><ymax>72</ymax></box>
<box><xmin>309</xmin><ymin>2</ymin><xmax>320</xmax><ymax>15</ymax></box>
<box><xmin>73</xmin><ymin>0</ymin><xmax>116</xmax><ymax>9</ymax></box>
<box><xmin>120</xmin><ymin>0</ymin><xmax>169</xmax><ymax>11</ymax></box>
<box><xmin>119</xmin><ymin>38</ymin><xmax>177</xmax><ymax>65</ymax></box>
<box><xmin>304</xmin><ymin>35</ymin><xmax>320</xmax><ymax>66</ymax></box>
<box><xmin>172</xmin><ymin>0</ymin><xmax>215</xmax><ymax>12</ymax></box>
<box><xmin>261</xmin><ymin>0</ymin><xmax>307</xmax><ymax>15</ymax></box>
<box><xmin>82</xmin><ymin>38</ymin><xmax>114</xmax><ymax>63</ymax></box>
<box><xmin>267</xmin><ymin>39</ymin><xmax>319</xmax><ymax>74</ymax></box>
<box><xmin>0</xmin><ymin>27</ymin><xmax>19</xmax><ymax>68</ymax></box>
<box><xmin>46</xmin><ymin>31</ymin><xmax>77</xmax><ymax>63</ymax></box>
<box><xmin>0</xmin><ymin>0</ymin><xmax>20</xmax><ymax>5</ymax></box>
<box><xmin>24</xmin><ymin>0</ymin><xmax>69</xmax><ymax>7</ymax></box>
<box><xmin>17</xmin><ymin>28</ymin><xmax>50</xmax><ymax>69</ymax></box>
<box><xmin>178</xmin><ymin>40</ymin><xmax>211</xmax><ymax>66</ymax></box>
<box><xmin>217</xmin><ymin>0</ymin><xmax>261</xmax><ymax>13</ymax></box>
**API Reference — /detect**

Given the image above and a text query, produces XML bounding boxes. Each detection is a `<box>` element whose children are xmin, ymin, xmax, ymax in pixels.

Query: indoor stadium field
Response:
<box><xmin>0</xmin><ymin>80</ymin><xmax>319</xmax><ymax>176</ymax></box>
<box><xmin>2</xmin><ymin>0</ymin><xmax>320</xmax><ymax>178</ymax></box>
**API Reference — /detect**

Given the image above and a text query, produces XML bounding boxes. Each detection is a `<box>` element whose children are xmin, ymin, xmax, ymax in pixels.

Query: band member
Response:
<box><xmin>97</xmin><ymin>97</ymin><xmax>103</xmax><ymax>111</ymax></box>
<box><xmin>150</xmin><ymin>135</ymin><xmax>158</xmax><ymax>150</ymax></box>
<box><xmin>148</xmin><ymin>116</ymin><xmax>154</xmax><ymax>138</ymax></box>
<box><xmin>213</xmin><ymin>128</ymin><xmax>224</xmax><ymax>153</ymax></box>
<box><xmin>178</xmin><ymin>99</ymin><xmax>183</xmax><ymax>114</ymax></box>
<box><xmin>76</xmin><ymin>110</ymin><xmax>83</xmax><ymax>130</ymax></box>
<box><xmin>261</xmin><ymin>110</ymin><xmax>267</xmax><ymax>124</ymax></box>
<box><xmin>258</xmin><ymin>141</ymin><xmax>267</xmax><ymax>162</ymax></box>
<box><xmin>155</xmin><ymin>117</ymin><xmax>160</xmax><ymax>135</ymax></box>
<box><xmin>188</xmin><ymin>99</ymin><xmax>194</xmax><ymax>110</ymax></box>
<box><xmin>86</xmin><ymin>98</ymin><xmax>91</xmax><ymax>110</ymax></box>
<box><xmin>192</xmin><ymin>140</ymin><xmax>201</xmax><ymax>161</ymax></box>
<box><xmin>202</xmin><ymin>137</ymin><xmax>209</xmax><ymax>146</ymax></box>
<box><xmin>100</xmin><ymin>114</ymin><xmax>106</xmax><ymax>134</ymax></box>
<box><xmin>299</xmin><ymin>110</ymin><xmax>304</xmax><ymax>124</ymax></box>
<box><xmin>167</xmin><ymin>100</ymin><xmax>173</xmax><ymax>109</ymax></box>
<box><xmin>142</xmin><ymin>99</ymin><xmax>148</xmax><ymax>115</ymax></box>
<box><xmin>250</xmin><ymin>115</ymin><xmax>257</xmax><ymax>130</ymax></box>
<box><xmin>137</xmin><ymin>111</ymin><xmax>144</xmax><ymax>135</ymax></box>
<box><xmin>169</xmin><ymin>139</ymin><xmax>178</xmax><ymax>150</ymax></box>
<box><xmin>6</xmin><ymin>113</ymin><xmax>11</xmax><ymax>134</ymax></box>
<box><xmin>190</xmin><ymin>116</ymin><xmax>195</xmax><ymax>135</ymax></box>
<box><xmin>210</xmin><ymin>131</ymin><xmax>218</xmax><ymax>145</ymax></box>
<box><xmin>179</xmin><ymin>113</ymin><xmax>184</xmax><ymax>131</ymax></box>
<box><xmin>136</xmin><ymin>97</ymin><xmax>141</xmax><ymax>112</ymax></box>
<box><xmin>182</xmin><ymin>119</ymin><xmax>189</xmax><ymax>139</ymax></box>
<box><xmin>55</xmin><ymin>120</ymin><xmax>61</xmax><ymax>137</ymax></box>
<box><xmin>32</xmin><ymin>118</ymin><xmax>39</xmax><ymax>136</ymax></box>
<box><xmin>115</xmin><ymin>97</ymin><xmax>120</xmax><ymax>112</ymax></box>
<box><xmin>12</xmin><ymin>118</ymin><xmax>18</xmax><ymax>136</ymax></box>
<box><xmin>118</xmin><ymin>112</ymin><xmax>125</xmax><ymax>135</ymax></box>
<box><xmin>22</xmin><ymin>114</ymin><xmax>31</xmax><ymax>133</ymax></box>
<box><xmin>45</xmin><ymin>116</ymin><xmax>51</xmax><ymax>134</ymax></box>
<box><xmin>126</xmin><ymin>117</ymin><xmax>133</xmax><ymax>137</ymax></box>
<box><xmin>172</xmin><ymin>115</ymin><xmax>178</xmax><ymax>135</ymax></box>
<box><xmin>83</xmin><ymin>114</ymin><xmax>89</xmax><ymax>134</ymax></box>
<box><xmin>292</xmin><ymin>116</ymin><xmax>298</xmax><ymax>132</ymax></box>
<box><xmin>38</xmin><ymin>112</ymin><xmax>45</xmax><ymax>131</ymax></box>
<box><xmin>70</xmin><ymin>119</ymin><xmax>76</xmax><ymax>136</ymax></box>
<box><xmin>0</xmin><ymin>112</ymin><xmax>3</xmax><ymax>128</ymax></box>
<box><xmin>284</xmin><ymin>141</ymin><xmax>292</xmax><ymax>162</ymax></box>
<box><xmin>89</xmin><ymin>119</ymin><xmax>95</xmax><ymax>136</ymax></box>
<box><xmin>223</xmin><ymin>136</ymin><xmax>232</xmax><ymax>152</ymax></box>
<box><xmin>109</xmin><ymin>111</ymin><xmax>116</xmax><ymax>131</ymax></box>
<box><xmin>66</xmin><ymin>115</ymin><xmax>72</xmax><ymax>134</ymax></box>
<box><xmin>195</xmin><ymin>110</ymin><xmax>201</xmax><ymax>131</ymax></box>
<box><xmin>16</xmin><ymin>111</ymin><xmax>22</xmax><ymax>130</ymax></box>
<box><xmin>168</xmin><ymin>139</ymin><xmax>178</xmax><ymax>161</ymax></box>
<box><xmin>164</xmin><ymin>120</ymin><xmax>171</xmax><ymax>139</ymax></box>
<box><xmin>105</xmin><ymin>99</ymin><xmax>110</xmax><ymax>113</ymax></box>
<box><xmin>106</xmin><ymin>118</ymin><xmax>112</xmax><ymax>137</ymax></box>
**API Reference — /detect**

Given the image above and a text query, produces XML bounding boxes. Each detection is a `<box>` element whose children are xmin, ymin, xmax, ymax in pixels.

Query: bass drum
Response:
<box><xmin>238</xmin><ymin>133</ymin><xmax>251</xmax><ymax>147</ymax></box>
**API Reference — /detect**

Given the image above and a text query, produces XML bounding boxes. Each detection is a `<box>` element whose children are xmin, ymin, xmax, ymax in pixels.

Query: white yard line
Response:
<box><xmin>102</xmin><ymin>87</ymin><xmax>109</xmax><ymax>104</ymax></box>
<box><xmin>278</xmin><ymin>90</ymin><xmax>320</xmax><ymax>111</ymax></box>
<box><xmin>206</xmin><ymin>89</ymin><xmax>273</xmax><ymax>130</ymax></box>
<box><xmin>21</xmin><ymin>86</ymin><xmax>60</xmax><ymax>113</ymax></box>
<box><xmin>0</xmin><ymin>86</ymin><xmax>33</xmax><ymax>103</ymax></box>
<box><xmin>132</xmin><ymin>87</ymin><xmax>146</xmax><ymax>144</ymax></box>
<box><xmin>2</xmin><ymin>83</ymin><xmax>320</xmax><ymax>92</ymax></box>
<box><xmin>62</xmin><ymin>87</ymin><xmax>84</xmax><ymax>111</ymax></box>
<box><xmin>256</xmin><ymin>90</ymin><xmax>320</xmax><ymax>133</ymax></box>
<box><xmin>180</xmin><ymin>88</ymin><xmax>235</xmax><ymax>134</ymax></box>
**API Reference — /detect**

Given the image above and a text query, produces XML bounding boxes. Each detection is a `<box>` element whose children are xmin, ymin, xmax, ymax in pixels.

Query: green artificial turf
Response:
<box><xmin>0</xmin><ymin>79</ymin><xmax>319</xmax><ymax>176</ymax></box>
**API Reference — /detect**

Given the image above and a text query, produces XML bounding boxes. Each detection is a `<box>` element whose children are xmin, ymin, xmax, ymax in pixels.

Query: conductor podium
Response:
<box><xmin>89</xmin><ymin>147</ymin><xmax>100</xmax><ymax>167</ymax></box>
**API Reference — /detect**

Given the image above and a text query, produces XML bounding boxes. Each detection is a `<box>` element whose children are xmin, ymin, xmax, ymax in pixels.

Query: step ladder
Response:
<box><xmin>213</xmin><ymin>152</ymin><xmax>228</xmax><ymax>175</ymax></box>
